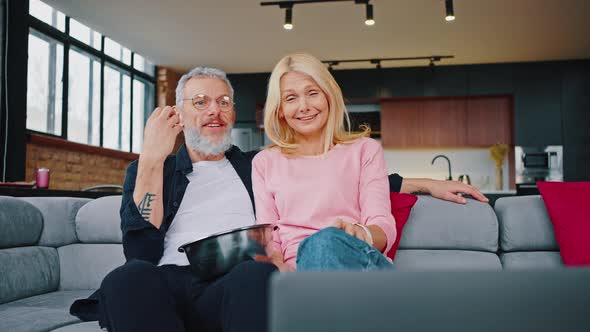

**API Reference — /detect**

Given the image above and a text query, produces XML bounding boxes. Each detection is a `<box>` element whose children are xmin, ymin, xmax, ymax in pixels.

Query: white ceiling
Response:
<box><xmin>42</xmin><ymin>0</ymin><xmax>590</xmax><ymax>73</ymax></box>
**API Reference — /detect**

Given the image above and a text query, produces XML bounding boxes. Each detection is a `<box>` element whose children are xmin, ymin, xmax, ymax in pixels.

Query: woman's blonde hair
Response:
<box><xmin>264</xmin><ymin>53</ymin><xmax>370</xmax><ymax>154</ymax></box>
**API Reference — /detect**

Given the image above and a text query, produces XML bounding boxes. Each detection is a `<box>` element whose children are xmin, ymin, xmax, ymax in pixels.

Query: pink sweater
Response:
<box><xmin>252</xmin><ymin>137</ymin><xmax>396</xmax><ymax>269</ymax></box>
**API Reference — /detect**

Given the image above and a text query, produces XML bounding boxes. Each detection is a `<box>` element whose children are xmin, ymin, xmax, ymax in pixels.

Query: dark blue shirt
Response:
<box><xmin>120</xmin><ymin>144</ymin><xmax>258</xmax><ymax>264</ymax></box>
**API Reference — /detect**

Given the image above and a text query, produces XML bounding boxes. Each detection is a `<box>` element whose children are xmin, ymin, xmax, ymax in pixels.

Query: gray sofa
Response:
<box><xmin>0</xmin><ymin>194</ymin><xmax>562</xmax><ymax>332</ymax></box>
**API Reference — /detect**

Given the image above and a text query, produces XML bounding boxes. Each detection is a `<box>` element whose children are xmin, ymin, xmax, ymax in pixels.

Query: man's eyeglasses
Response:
<box><xmin>182</xmin><ymin>94</ymin><xmax>234</xmax><ymax>112</ymax></box>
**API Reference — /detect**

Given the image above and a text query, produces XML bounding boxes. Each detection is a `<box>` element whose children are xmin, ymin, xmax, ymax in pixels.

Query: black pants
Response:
<box><xmin>99</xmin><ymin>259</ymin><xmax>277</xmax><ymax>332</ymax></box>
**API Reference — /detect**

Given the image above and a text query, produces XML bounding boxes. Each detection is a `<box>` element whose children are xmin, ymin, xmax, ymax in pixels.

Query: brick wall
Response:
<box><xmin>25</xmin><ymin>135</ymin><xmax>136</xmax><ymax>190</ymax></box>
<box><xmin>158</xmin><ymin>67</ymin><xmax>182</xmax><ymax>107</ymax></box>
<box><xmin>157</xmin><ymin>66</ymin><xmax>185</xmax><ymax>151</ymax></box>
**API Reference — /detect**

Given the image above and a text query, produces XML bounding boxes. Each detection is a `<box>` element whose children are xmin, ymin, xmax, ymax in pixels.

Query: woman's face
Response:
<box><xmin>279</xmin><ymin>71</ymin><xmax>330</xmax><ymax>141</ymax></box>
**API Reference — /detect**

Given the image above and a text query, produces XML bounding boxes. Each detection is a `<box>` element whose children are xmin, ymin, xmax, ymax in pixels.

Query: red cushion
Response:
<box><xmin>386</xmin><ymin>192</ymin><xmax>418</xmax><ymax>261</ymax></box>
<box><xmin>537</xmin><ymin>181</ymin><xmax>590</xmax><ymax>266</ymax></box>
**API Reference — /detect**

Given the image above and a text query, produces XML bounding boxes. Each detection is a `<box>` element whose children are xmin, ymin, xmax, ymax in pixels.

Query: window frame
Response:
<box><xmin>27</xmin><ymin>28</ymin><xmax>64</xmax><ymax>136</ymax></box>
<box><xmin>131</xmin><ymin>76</ymin><xmax>156</xmax><ymax>153</ymax></box>
<box><xmin>68</xmin><ymin>45</ymin><xmax>102</xmax><ymax>145</ymax></box>
<box><xmin>27</xmin><ymin>11</ymin><xmax>157</xmax><ymax>153</ymax></box>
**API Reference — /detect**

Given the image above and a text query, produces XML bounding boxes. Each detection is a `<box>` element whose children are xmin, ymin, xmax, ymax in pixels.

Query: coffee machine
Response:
<box><xmin>515</xmin><ymin>146</ymin><xmax>563</xmax><ymax>195</ymax></box>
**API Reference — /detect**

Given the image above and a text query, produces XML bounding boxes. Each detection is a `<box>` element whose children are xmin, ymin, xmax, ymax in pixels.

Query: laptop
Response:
<box><xmin>269</xmin><ymin>269</ymin><xmax>590</xmax><ymax>332</ymax></box>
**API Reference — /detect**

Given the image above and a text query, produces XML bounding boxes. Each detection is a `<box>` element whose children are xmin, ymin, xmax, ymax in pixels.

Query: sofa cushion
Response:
<box><xmin>500</xmin><ymin>252</ymin><xmax>563</xmax><ymax>269</ymax></box>
<box><xmin>538</xmin><ymin>181</ymin><xmax>590</xmax><ymax>266</ymax></box>
<box><xmin>0</xmin><ymin>196</ymin><xmax>43</xmax><ymax>248</ymax></box>
<box><xmin>0</xmin><ymin>246</ymin><xmax>59</xmax><ymax>305</ymax></box>
<box><xmin>386</xmin><ymin>193</ymin><xmax>417</xmax><ymax>261</ymax></box>
<box><xmin>0</xmin><ymin>305</ymin><xmax>81</xmax><ymax>332</ymax></box>
<box><xmin>393</xmin><ymin>249</ymin><xmax>502</xmax><ymax>270</ymax></box>
<box><xmin>22</xmin><ymin>197</ymin><xmax>91</xmax><ymax>247</ymax></box>
<box><xmin>50</xmin><ymin>321</ymin><xmax>103</xmax><ymax>332</ymax></box>
<box><xmin>58</xmin><ymin>243</ymin><xmax>125</xmax><ymax>290</ymax></box>
<box><xmin>7</xmin><ymin>289</ymin><xmax>94</xmax><ymax>307</ymax></box>
<box><xmin>75</xmin><ymin>195</ymin><xmax>122</xmax><ymax>243</ymax></box>
<box><xmin>0</xmin><ymin>290</ymin><xmax>93</xmax><ymax>332</ymax></box>
<box><xmin>495</xmin><ymin>195</ymin><xmax>559</xmax><ymax>252</ymax></box>
<box><xmin>398</xmin><ymin>196</ymin><xmax>498</xmax><ymax>252</ymax></box>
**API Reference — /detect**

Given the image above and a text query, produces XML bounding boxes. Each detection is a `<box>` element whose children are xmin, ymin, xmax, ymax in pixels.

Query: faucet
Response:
<box><xmin>431</xmin><ymin>155</ymin><xmax>452</xmax><ymax>181</ymax></box>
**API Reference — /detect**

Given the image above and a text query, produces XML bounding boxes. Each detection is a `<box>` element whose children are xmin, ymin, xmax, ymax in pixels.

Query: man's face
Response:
<box><xmin>179</xmin><ymin>77</ymin><xmax>235</xmax><ymax>155</ymax></box>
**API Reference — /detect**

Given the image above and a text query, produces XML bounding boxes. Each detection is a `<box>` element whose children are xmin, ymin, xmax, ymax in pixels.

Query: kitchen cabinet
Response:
<box><xmin>421</xmin><ymin>99</ymin><xmax>467</xmax><ymax>146</ymax></box>
<box><xmin>380</xmin><ymin>99</ymin><xmax>424</xmax><ymax>147</ymax></box>
<box><xmin>466</xmin><ymin>96</ymin><xmax>513</xmax><ymax>146</ymax></box>
<box><xmin>381</xmin><ymin>96</ymin><xmax>512</xmax><ymax>148</ymax></box>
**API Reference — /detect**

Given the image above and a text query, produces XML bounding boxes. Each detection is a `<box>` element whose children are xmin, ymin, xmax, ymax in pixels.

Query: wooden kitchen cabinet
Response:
<box><xmin>421</xmin><ymin>99</ymin><xmax>467</xmax><ymax>146</ymax></box>
<box><xmin>380</xmin><ymin>96</ymin><xmax>512</xmax><ymax>148</ymax></box>
<box><xmin>380</xmin><ymin>99</ymin><xmax>425</xmax><ymax>147</ymax></box>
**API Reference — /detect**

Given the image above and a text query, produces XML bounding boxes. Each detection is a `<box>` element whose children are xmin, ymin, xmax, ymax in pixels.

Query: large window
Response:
<box><xmin>133</xmin><ymin>78</ymin><xmax>155</xmax><ymax>153</ymax></box>
<box><xmin>103</xmin><ymin>65</ymin><xmax>131</xmax><ymax>151</ymax></box>
<box><xmin>27</xmin><ymin>0</ymin><xmax>156</xmax><ymax>153</ymax></box>
<box><xmin>26</xmin><ymin>30</ymin><xmax>63</xmax><ymax>135</ymax></box>
<box><xmin>68</xmin><ymin>48</ymin><xmax>100</xmax><ymax>145</ymax></box>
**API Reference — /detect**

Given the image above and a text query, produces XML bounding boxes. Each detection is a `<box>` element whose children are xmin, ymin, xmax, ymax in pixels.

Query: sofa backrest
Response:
<box><xmin>393</xmin><ymin>196</ymin><xmax>502</xmax><ymax>271</ymax></box>
<box><xmin>59</xmin><ymin>195</ymin><xmax>125</xmax><ymax>290</ymax></box>
<box><xmin>399</xmin><ymin>196</ymin><xmax>499</xmax><ymax>252</ymax></box>
<box><xmin>0</xmin><ymin>196</ymin><xmax>59</xmax><ymax>304</ymax></box>
<box><xmin>494</xmin><ymin>195</ymin><xmax>562</xmax><ymax>269</ymax></box>
<box><xmin>495</xmin><ymin>195</ymin><xmax>558</xmax><ymax>252</ymax></box>
<box><xmin>20</xmin><ymin>197</ymin><xmax>91</xmax><ymax>247</ymax></box>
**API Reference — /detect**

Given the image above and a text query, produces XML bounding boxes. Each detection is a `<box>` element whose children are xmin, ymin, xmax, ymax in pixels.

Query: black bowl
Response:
<box><xmin>178</xmin><ymin>224</ymin><xmax>274</xmax><ymax>280</ymax></box>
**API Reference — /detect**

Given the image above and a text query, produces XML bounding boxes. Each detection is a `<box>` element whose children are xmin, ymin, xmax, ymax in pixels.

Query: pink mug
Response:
<box><xmin>36</xmin><ymin>168</ymin><xmax>50</xmax><ymax>189</ymax></box>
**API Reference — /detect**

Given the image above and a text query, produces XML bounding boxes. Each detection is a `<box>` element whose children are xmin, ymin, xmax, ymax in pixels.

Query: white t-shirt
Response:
<box><xmin>158</xmin><ymin>157</ymin><xmax>255</xmax><ymax>266</ymax></box>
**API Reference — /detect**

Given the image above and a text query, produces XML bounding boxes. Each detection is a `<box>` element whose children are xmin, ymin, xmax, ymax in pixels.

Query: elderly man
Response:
<box><xmin>88</xmin><ymin>66</ymin><xmax>487</xmax><ymax>332</ymax></box>
<box><xmin>98</xmin><ymin>67</ymin><xmax>276</xmax><ymax>332</ymax></box>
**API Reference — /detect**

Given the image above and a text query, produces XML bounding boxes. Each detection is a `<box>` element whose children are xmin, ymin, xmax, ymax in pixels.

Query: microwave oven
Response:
<box><xmin>523</xmin><ymin>152</ymin><xmax>551</xmax><ymax>169</ymax></box>
<box><xmin>515</xmin><ymin>146</ymin><xmax>563</xmax><ymax>185</ymax></box>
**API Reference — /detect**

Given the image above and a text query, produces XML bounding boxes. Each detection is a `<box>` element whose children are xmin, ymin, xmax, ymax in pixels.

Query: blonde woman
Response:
<box><xmin>252</xmin><ymin>53</ymin><xmax>395</xmax><ymax>271</ymax></box>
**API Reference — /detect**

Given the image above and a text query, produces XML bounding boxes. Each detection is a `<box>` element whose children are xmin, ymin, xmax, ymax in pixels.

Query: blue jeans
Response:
<box><xmin>296</xmin><ymin>227</ymin><xmax>394</xmax><ymax>271</ymax></box>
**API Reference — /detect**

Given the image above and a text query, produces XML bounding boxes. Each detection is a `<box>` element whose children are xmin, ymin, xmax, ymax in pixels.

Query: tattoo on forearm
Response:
<box><xmin>138</xmin><ymin>193</ymin><xmax>156</xmax><ymax>221</ymax></box>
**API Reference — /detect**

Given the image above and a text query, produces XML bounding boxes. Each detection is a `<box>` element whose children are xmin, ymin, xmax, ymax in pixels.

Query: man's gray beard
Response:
<box><xmin>184</xmin><ymin>125</ymin><xmax>233</xmax><ymax>157</ymax></box>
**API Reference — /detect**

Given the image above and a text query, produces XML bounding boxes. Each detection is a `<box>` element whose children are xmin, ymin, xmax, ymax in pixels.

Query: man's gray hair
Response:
<box><xmin>175</xmin><ymin>67</ymin><xmax>234</xmax><ymax>108</ymax></box>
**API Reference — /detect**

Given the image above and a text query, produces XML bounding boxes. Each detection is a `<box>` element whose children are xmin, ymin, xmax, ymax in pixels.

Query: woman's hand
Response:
<box><xmin>332</xmin><ymin>220</ymin><xmax>373</xmax><ymax>245</ymax></box>
<box><xmin>332</xmin><ymin>220</ymin><xmax>387</xmax><ymax>252</ymax></box>
<box><xmin>254</xmin><ymin>252</ymin><xmax>294</xmax><ymax>272</ymax></box>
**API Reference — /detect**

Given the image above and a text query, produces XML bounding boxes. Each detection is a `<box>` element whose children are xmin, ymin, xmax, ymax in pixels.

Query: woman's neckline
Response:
<box><xmin>282</xmin><ymin>143</ymin><xmax>344</xmax><ymax>159</ymax></box>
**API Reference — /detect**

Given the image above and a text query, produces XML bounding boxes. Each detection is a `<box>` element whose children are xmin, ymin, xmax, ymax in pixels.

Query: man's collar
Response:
<box><xmin>224</xmin><ymin>145</ymin><xmax>244</xmax><ymax>161</ymax></box>
<box><xmin>175</xmin><ymin>144</ymin><xmax>193</xmax><ymax>174</ymax></box>
<box><xmin>175</xmin><ymin>144</ymin><xmax>243</xmax><ymax>173</ymax></box>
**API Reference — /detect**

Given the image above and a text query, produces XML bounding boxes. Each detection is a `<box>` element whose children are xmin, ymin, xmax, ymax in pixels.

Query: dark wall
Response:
<box><xmin>1</xmin><ymin>0</ymin><xmax>29</xmax><ymax>181</ymax></box>
<box><xmin>231</xmin><ymin>72</ymin><xmax>268</xmax><ymax>123</ymax></box>
<box><xmin>561</xmin><ymin>61</ymin><xmax>590</xmax><ymax>182</ymax></box>
<box><xmin>0</xmin><ymin>0</ymin><xmax>5</xmax><ymax>180</ymax></box>
<box><xmin>228</xmin><ymin>59</ymin><xmax>590</xmax><ymax>181</ymax></box>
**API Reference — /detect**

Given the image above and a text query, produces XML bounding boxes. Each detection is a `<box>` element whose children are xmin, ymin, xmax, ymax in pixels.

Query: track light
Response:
<box><xmin>284</xmin><ymin>7</ymin><xmax>293</xmax><ymax>30</ymax></box>
<box><xmin>322</xmin><ymin>55</ymin><xmax>454</xmax><ymax>70</ymax></box>
<box><xmin>261</xmin><ymin>1</ymin><xmax>376</xmax><ymax>29</ymax></box>
<box><xmin>365</xmin><ymin>4</ymin><xmax>375</xmax><ymax>26</ymax></box>
<box><xmin>429</xmin><ymin>56</ymin><xmax>442</xmax><ymax>69</ymax></box>
<box><xmin>445</xmin><ymin>0</ymin><xmax>455</xmax><ymax>21</ymax></box>
<box><xmin>327</xmin><ymin>61</ymin><xmax>339</xmax><ymax>71</ymax></box>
